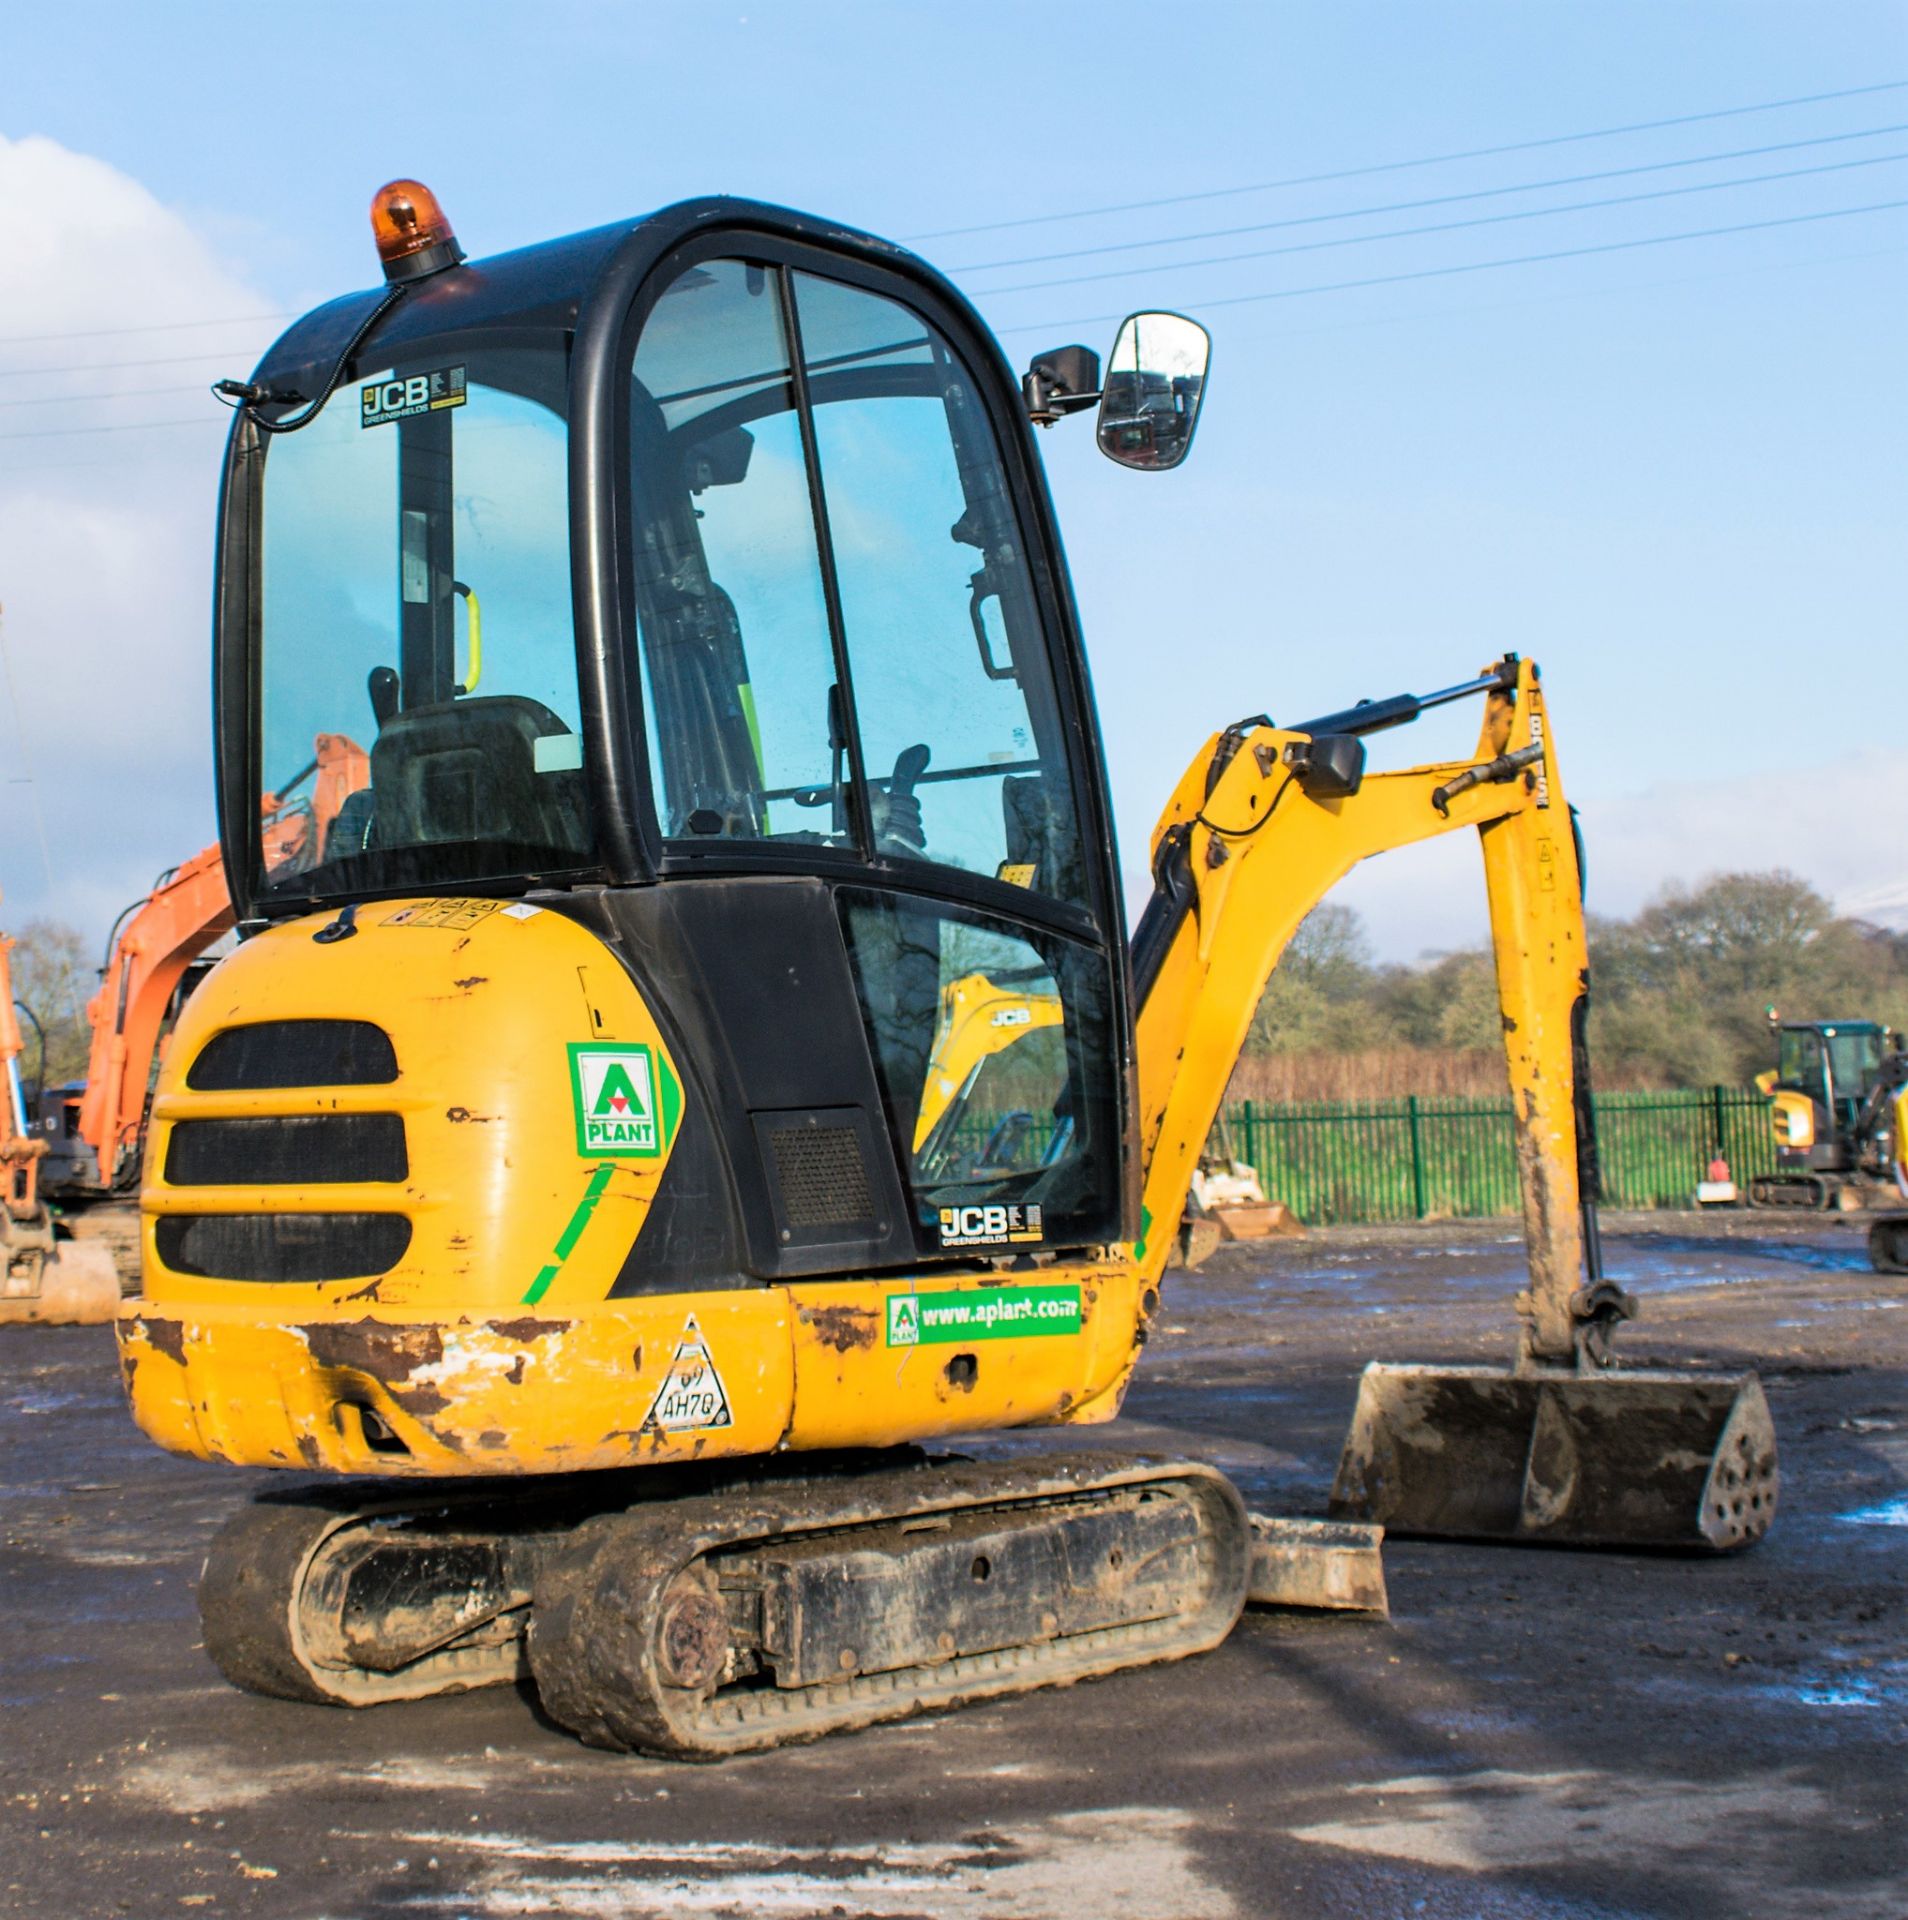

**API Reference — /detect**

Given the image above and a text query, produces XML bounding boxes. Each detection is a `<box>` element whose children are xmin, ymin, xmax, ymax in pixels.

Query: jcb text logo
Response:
<box><xmin>361</xmin><ymin>365</ymin><xmax>467</xmax><ymax>428</ymax></box>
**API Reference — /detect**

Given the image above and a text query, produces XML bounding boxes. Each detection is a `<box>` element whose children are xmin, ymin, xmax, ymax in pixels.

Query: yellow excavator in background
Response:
<box><xmin>1</xmin><ymin>914</ymin><xmax>120</xmax><ymax>1324</ymax></box>
<box><xmin>115</xmin><ymin>182</ymin><xmax>1775</xmax><ymax>1758</ymax></box>
<box><xmin>1747</xmin><ymin>1013</ymin><xmax>1908</xmax><ymax>1271</ymax></box>
<box><xmin>910</xmin><ymin>969</ymin><xmax>1067</xmax><ymax>1173</ymax></box>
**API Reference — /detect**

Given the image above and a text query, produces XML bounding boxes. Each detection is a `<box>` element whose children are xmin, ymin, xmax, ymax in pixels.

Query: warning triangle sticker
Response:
<box><xmin>642</xmin><ymin>1314</ymin><xmax>735</xmax><ymax>1434</ymax></box>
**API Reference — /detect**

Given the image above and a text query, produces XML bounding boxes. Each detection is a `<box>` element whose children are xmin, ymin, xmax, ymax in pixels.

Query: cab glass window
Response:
<box><xmin>257</xmin><ymin>342</ymin><xmax>589</xmax><ymax>899</ymax></box>
<box><xmin>840</xmin><ymin>892</ymin><xmax>1120</xmax><ymax>1251</ymax></box>
<box><xmin>629</xmin><ymin>262</ymin><xmax>843</xmax><ymax>844</ymax></box>
<box><xmin>796</xmin><ymin>274</ymin><xmax>1087</xmax><ymax>908</ymax></box>
<box><xmin>1779</xmin><ymin>1028</ymin><xmax>1827</xmax><ymax>1103</ymax></box>
<box><xmin>1826</xmin><ymin>1028</ymin><xmax>1883</xmax><ymax>1104</ymax></box>
<box><xmin>626</xmin><ymin>258</ymin><xmax>1089</xmax><ymax>911</ymax></box>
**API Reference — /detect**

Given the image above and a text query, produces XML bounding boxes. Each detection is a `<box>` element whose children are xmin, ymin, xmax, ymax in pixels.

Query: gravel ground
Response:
<box><xmin>2</xmin><ymin>1211</ymin><xmax>1902</xmax><ymax>1919</ymax></box>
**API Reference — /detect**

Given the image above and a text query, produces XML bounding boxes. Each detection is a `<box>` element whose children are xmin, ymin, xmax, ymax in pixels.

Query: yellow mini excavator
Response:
<box><xmin>116</xmin><ymin>182</ymin><xmax>1776</xmax><ymax>1757</ymax></box>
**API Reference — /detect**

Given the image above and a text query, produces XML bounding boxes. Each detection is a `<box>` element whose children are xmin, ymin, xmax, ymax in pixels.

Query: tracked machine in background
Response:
<box><xmin>1751</xmin><ymin>1013</ymin><xmax>1907</xmax><ymax>1231</ymax></box>
<box><xmin>1748</xmin><ymin>1012</ymin><xmax>1908</xmax><ymax>1271</ymax></box>
<box><xmin>0</xmin><ymin>916</ymin><xmax>119</xmax><ymax>1323</ymax></box>
<box><xmin>115</xmin><ymin>182</ymin><xmax>1777</xmax><ymax>1757</ymax></box>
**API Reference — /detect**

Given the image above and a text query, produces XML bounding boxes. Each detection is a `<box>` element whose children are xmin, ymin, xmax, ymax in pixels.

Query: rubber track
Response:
<box><xmin>527</xmin><ymin>1451</ymin><xmax>1249</xmax><ymax>1759</ymax></box>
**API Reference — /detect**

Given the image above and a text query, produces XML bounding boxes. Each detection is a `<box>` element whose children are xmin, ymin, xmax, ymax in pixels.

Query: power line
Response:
<box><xmin>975</xmin><ymin>150</ymin><xmax>1908</xmax><ymax>299</ymax></box>
<box><xmin>950</xmin><ymin>121</ymin><xmax>1908</xmax><ymax>276</ymax></box>
<box><xmin>0</xmin><ymin>81</ymin><xmax>1892</xmax><ymax>372</ymax></box>
<box><xmin>6</xmin><ymin>246</ymin><xmax>1894</xmax><ymax>471</ymax></box>
<box><xmin>0</xmin><ymin>311</ymin><xmax>289</xmax><ymax>349</ymax></box>
<box><xmin>0</xmin><ymin>344</ymin><xmax>273</xmax><ymax>383</ymax></box>
<box><xmin>907</xmin><ymin>79</ymin><xmax>1908</xmax><ymax>241</ymax></box>
<box><xmin>993</xmin><ymin>197</ymin><xmax>1908</xmax><ymax>336</ymax></box>
<box><xmin>1159</xmin><ymin>241</ymin><xmax>1908</xmax><ymax>349</ymax></box>
<box><xmin>0</xmin><ymin>415</ymin><xmax>222</xmax><ymax>444</ymax></box>
<box><xmin>0</xmin><ymin>383</ymin><xmax>206</xmax><ymax>412</ymax></box>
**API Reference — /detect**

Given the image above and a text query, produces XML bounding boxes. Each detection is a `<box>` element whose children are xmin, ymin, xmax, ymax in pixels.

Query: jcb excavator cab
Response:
<box><xmin>200</xmin><ymin>196</ymin><xmax>1206</xmax><ymax>1305</ymax></box>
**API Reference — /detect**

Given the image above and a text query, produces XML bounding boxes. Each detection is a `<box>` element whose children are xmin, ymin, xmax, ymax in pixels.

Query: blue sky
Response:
<box><xmin>0</xmin><ymin>1</ymin><xmax>1903</xmax><ymax>954</ymax></box>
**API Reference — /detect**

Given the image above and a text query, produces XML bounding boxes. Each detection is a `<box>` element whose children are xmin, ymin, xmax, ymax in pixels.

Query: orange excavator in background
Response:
<box><xmin>36</xmin><ymin>736</ymin><xmax>369</xmax><ymax>1208</ymax></box>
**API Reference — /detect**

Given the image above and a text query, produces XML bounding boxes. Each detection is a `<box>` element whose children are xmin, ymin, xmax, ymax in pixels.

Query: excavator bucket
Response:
<box><xmin>1330</xmin><ymin>1362</ymin><xmax>1777</xmax><ymax>1553</ymax></box>
<box><xmin>1319</xmin><ymin>679</ymin><xmax>1779</xmax><ymax>1557</ymax></box>
<box><xmin>0</xmin><ymin>1239</ymin><xmax>121</xmax><ymax>1326</ymax></box>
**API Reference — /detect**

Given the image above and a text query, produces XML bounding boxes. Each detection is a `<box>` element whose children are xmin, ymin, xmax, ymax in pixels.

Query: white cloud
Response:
<box><xmin>0</xmin><ymin>134</ymin><xmax>277</xmax><ymax>943</ymax></box>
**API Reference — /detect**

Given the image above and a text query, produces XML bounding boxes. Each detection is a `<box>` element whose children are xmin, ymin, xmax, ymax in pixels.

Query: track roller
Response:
<box><xmin>199</xmin><ymin>1487</ymin><xmax>561</xmax><ymax>1705</ymax></box>
<box><xmin>528</xmin><ymin>1452</ymin><xmax>1249</xmax><ymax>1758</ymax></box>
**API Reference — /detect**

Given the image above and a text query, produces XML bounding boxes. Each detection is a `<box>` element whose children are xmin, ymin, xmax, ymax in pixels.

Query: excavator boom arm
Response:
<box><xmin>1131</xmin><ymin>656</ymin><xmax>1594</xmax><ymax>1363</ymax></box>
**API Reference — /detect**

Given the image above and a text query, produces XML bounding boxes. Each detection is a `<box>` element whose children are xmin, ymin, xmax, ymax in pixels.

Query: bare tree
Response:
<box><xmin>7</xmin><ymin>918</ymin><xmax>93</xmax><ymax>1090</ymax></box>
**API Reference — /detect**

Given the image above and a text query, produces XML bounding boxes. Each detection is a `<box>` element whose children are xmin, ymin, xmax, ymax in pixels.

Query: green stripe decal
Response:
<box><xmin>522</xmin><ymin>1163</ymin><xmax>616</xmax><ymax>1305</ymax></box>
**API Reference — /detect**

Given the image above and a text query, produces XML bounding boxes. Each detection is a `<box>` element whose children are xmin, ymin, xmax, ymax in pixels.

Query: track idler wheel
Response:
<box><xmin>199</xmin><ymin>1490</ymin><xmax>550</xmax><ymax>1705</ymax></box>
<box><xmin>528</xmin><ymin>1452</ymin><xmax>1249</xmax><ymax>1759</ymax></box>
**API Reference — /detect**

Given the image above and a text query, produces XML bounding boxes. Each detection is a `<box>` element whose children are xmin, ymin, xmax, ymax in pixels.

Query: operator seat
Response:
<box><xmin>364</xmin><ymin>695</ymin><xmax>585</xmax><ymax>851</ymax></box>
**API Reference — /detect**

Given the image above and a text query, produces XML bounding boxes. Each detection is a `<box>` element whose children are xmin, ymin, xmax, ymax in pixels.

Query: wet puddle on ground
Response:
<box><xmin>1839</xmin><ymin>1493</ymin><xmax>1908</xmax><ymax>1527</ymax></box>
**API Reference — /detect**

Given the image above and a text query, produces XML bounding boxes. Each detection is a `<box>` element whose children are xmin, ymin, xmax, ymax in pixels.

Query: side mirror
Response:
<box><xmin>1097</xmin><ymin>312</ymin><xmax>1210</xmax><ymax>472</ymax></box>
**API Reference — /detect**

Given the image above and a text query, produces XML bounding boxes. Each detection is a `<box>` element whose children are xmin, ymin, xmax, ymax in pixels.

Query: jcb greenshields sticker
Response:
<box><xmin>886</xmin><ymin>1283</ymin><xmax>1082</xmax><ymax>1347</ymax></box>
<box><xmin>567</xmin><ymin>1042</ymin><xmax>682</xmax><ymax>1158</ymax></box>
<box><xmin>939</xmin><ymin>1201</ymin><xmax>1042</xmax><ymax>1248</ymax></box>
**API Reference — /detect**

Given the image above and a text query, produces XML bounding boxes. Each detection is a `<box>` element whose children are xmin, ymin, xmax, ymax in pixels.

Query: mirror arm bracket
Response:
<box><xmin>1021</xmin><ymin>369</ymin><xmax>1102</xmax><ymax>428</ymax></box>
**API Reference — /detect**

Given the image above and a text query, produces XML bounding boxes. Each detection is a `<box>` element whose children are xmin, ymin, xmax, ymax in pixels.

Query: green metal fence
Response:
<box><xmin>1226</xmin><ymin>1086</ymin><xmax>1775</xmax><ymax>1225</ymax></box>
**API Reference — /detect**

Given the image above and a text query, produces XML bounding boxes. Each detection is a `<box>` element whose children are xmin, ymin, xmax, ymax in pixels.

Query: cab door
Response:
<box><xmin>600</xmin><ymin>241</ymin><xmax>1132</xmax><ymax>1287</ymax></box>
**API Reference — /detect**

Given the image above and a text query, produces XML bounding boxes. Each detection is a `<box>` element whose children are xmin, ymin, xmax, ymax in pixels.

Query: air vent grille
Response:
<box><xmin>187</xmin><ymin>1020</ymin><xmax>397</xmax><ymax>1091</ymax></box>
<box><xmin>165</xmin><ymin>1114</ymin><xmax>408</xmax><ymax>1187</ymax></box>
<box><xmin>768</xmin><ymin>1125</ymin><xmax>875</xmax><ymax>1230</ymax></box>
<box><xmin>154</xmin><ymin>1212</ymin><xmax>412</xmax><ymax>1283</ymax></box>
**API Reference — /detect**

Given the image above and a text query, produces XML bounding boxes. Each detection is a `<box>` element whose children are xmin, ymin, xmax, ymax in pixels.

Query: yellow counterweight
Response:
<box><xmin>118</xmin><ymin>899</ymin><xmax>1148</xmax><ymax>1476</ymax></box>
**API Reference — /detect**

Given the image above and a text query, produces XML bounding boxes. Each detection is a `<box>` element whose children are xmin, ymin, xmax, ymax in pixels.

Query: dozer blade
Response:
<box><xmin>0</xmin><ymin>1240</ymin><xmax>120</xmax><ymax>1326</ymax></box>
<box><xmin>1247</xmin><ymin>1514</ymin><xmax>1388</xmax><ymax>1615</ymax></box>
<box><xmin>1329</xmin><ymin>1362</ymin><xmax>1777</xmax><ymax>1553</ymax></box>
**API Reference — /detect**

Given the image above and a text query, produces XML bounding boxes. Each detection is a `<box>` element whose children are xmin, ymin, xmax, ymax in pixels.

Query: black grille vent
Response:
<box><xmin>165</xmin><ymin>1115</ymin><xmax>408</xmax><ymax>1187</ymax></box>
<box><xmin>768</xmin><ymin>1124</ymin><xmax>875</xmax><ymax>1230</ymax></box>
<box><xmin>188</xmin><ymin>1020</ymin><xmax>397</xmax><ymax>1091</ymax></box>
<box><xmin>154</xmin><ymin>1212</ymin><xmax>411</xmax><ymax>1282</ymax></box>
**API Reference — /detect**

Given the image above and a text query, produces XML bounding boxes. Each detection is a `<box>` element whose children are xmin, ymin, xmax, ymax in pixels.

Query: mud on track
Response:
<box><xmin>2</xmin><ymin>1213</ymin><xmax>1903</xmax><ymax>1919</ymax></box>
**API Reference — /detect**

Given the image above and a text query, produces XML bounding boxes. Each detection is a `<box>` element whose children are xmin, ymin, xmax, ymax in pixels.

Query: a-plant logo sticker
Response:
<box><xmin>642</xmin><ymin>1314</ymin><xmax>734</xmax><ymax>1433</ymax></box>
<box><xmin>567</xmin><ymin>1042</ymin><xmax>682</xmax><ymax>1158</ymax></box>
<box><xmin>886</xmin><ymin>1284</ymin><xmax>1082</xmax><ymax>1346</ymax></box>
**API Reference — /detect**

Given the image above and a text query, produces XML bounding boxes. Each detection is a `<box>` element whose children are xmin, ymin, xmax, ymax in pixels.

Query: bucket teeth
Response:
<box><xmin>1329</xmin><ymin>1362</ymin><xmax>1778</xmax><ymax>1553</ymax></box>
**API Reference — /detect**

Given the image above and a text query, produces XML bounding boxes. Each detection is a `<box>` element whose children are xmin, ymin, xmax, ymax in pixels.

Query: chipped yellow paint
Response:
<box><xmin>119</xmin><ymin>1264</ymin><xmax>1151</xmax><ymax>1476</ymax></box>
